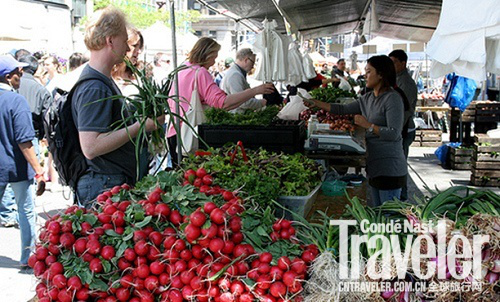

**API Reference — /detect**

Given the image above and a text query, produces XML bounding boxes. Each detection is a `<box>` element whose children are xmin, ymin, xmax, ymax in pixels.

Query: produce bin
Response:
<box><xmin>198</xmin><ymin>121</ymin><xmax>306</xmax><ymax>154</ymax></box>
<box><xmin>275</xmin><ymin>180</ymin><xmax>323</xmax><ymax>219</ymax></box>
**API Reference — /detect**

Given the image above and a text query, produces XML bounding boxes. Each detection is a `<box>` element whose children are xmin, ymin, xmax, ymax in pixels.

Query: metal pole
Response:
<box><xmin>169</xmin><ymin>0</ymin><xmax>182</xmax><ymax>165</ymax></box>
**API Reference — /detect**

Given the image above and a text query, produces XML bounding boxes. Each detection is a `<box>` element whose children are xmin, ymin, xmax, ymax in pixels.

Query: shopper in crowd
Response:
<box><xmin>215</xmin><ymin>57</ymin><xmax>234</xmax><ymax>87</ymax></box>
<box><xmin>167</xmin><ymin>37</ymin><xmax>275</xmax><ymax>166</ymax></box>
<box><xmin>153</xmin><ymin>52</ymin><xmax>171</xmax><ymax>85</ymax></box>
<box><xmin>41</xmin><ymin>55</ymin><xmax>62</xmax><ymax>87</ymax></box>
<box><xmin>0</xmin><ymin>55</ymin><xmax>46</xmax><ymax>269</ymax></box>
<box><xmin>112</xmin><ymin>27</ymin><xmax>144</xmax><ymax>96</ymax></box>
<box><xmin>305</xmin><ymin>55</ymin><xmax>407</xmax><ymax>206</ymax></box>
<box><xmin>72</xmin><ymin>6</ymin><xmax>164</xmax><ymax>208</ymax></box>
<box><xmin>14</xmin><ymin>49</ymin><xmax>31</xmax><ymax>61</ymax></box>
<box><xmin>389</xmin><ymin>49</ymin><xmax>418</xmax><ymax>201</ymax></box>
<box><xmin>220</xmin><ymin>48</ymin><xmax>268</xmax><ymax>113</ymax></box>
<box><xmin>18</xmin><ymin>55</ymin><xmax>53</xmax><ymax>143</ymax></box>
<box><xmin>333</xmin><ymin>58</ymin><xmax>347</xmax><ymax>78</ymax></box>
<box><xmin>68</xmin><ymin>52</ymin><xmax>89</xmax><ymax>72</ymax></box>
<box><xmin>320</xmin><ymin>63</ymin><xmax>330</xmax><ymax>76</ymax></box>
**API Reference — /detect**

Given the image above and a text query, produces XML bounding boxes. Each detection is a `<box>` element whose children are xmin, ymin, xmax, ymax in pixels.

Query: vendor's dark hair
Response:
<box><xmin>337</xmin><ymin>58</ymin><xmax>345</xmax><ymax>63</ymax></box>
<box><xmin>18</xmin><ymin>55</ymin><xmax>39</xmax><ymax>75</ymax></box>
<box><xmin>368</xmin><ymin>55</ymin><xmax>410</xmax><ymax>136</ymax></box>
<box><xmin>388</xmin><ymin>49</ymin><xmax>408</xmax><ymax>63</ymax></box>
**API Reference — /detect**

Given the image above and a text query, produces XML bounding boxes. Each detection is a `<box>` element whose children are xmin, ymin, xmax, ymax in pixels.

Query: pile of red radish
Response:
<box><xmin>29</xmin><ymin>171</ymin><xmax>317</xmax><ymax>301</ymax></box>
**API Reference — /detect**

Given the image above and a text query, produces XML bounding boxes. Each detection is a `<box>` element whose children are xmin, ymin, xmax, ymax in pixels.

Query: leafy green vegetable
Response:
<box><xmin>205</xmin><ymin>106</ymin><xmax>281</xmax><ymax>126</ymax></box>
<box><xmin>310</xmin><ymin>87</ymin><xmax>356</xmax><ymax>104</ymax></box>
<box><xmin>182</xmin><ymin>144</ymin><xmax>323</xmax><ymax>205</ymax></box>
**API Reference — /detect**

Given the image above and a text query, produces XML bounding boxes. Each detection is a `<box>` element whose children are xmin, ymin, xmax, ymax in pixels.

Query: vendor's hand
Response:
<box><xmin>303</xmin><ymin>99</ymin><xmax>316</xmax><ymax>108</ymax></box>
<box><xmin>254</xmin><ymin>83</ymin><xmax>275</xmax><ymax>95</ymax></box>
<box><xmin>354</xmin><ymin>114</ymin><xmax>371</xmax><ymax>129</ymax></box>
<box><xmin>145</xmin><ymin>114</ymin><xmax>166</xmax><ymax>132</ymax></box>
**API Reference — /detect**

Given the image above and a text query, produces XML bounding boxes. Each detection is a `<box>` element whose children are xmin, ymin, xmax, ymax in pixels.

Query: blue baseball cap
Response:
<box><xmin>0</xmin><ymin>55</ymin><xmax>28</xmax><ymax>77</ymax></box>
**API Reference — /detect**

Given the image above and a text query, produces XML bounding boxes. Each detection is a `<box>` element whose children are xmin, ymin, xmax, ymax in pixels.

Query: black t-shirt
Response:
<box><xmin>71</xmin><ymin>65</ymin><xmax>140</xmax><ymax>182</ymax></box>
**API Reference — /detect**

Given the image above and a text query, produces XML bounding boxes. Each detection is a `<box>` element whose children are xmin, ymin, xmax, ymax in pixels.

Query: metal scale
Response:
<box><xmin>304</xmin><ymin>124</ymin><xmax>366</xmax><ymax>154</ymax></box>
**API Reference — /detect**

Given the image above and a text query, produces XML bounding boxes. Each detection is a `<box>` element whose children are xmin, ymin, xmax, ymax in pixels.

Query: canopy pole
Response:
<box><xmin>169</xmin><ymin>0</ymin><xmax>182</xmax><ymax>165</ymax></box>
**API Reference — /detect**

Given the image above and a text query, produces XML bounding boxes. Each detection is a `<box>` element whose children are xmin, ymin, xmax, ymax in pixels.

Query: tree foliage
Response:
<box><xmin>93</xmin><ymin>0</ymin><xmax>201</xmax><ymax>31</ymax></box>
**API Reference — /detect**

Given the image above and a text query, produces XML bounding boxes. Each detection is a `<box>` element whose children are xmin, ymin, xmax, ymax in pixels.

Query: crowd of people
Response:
<box><xmin>0</xmin><ymin>5</ymin><xmax>418</xmax><ymax>269</ymax></box>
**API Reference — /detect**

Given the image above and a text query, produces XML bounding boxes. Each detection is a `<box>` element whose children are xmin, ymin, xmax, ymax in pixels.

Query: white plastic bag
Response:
<box><xmin>337</xmin><ymin>75</ymin><xmax>351</xmax><ymax>91</ymax></box>
<box><xmin>277</xmin><ymin>88</ymin><xmax>310</xmax><ymax>120</ymax></box>
<box><xmin>180</xmin><ymin>68</ymin><xmax>206</xmax><ymax>156</ymax></box>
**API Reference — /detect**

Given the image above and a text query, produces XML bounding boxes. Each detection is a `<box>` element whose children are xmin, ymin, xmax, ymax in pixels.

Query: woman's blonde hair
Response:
<box><xmin>187</xmin><ymin>37</ymin><xmax>221</xmax><ymax>66</ymax></box>
<box><xmin>84</xmin><ymin>6</ymin><xmax>128</xmax><ymax>51</ymax></box>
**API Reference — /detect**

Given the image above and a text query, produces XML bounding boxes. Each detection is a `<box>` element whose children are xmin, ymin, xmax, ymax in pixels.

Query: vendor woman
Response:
<box><xmin>305</xmin><ymin>55</ymin><xmax>408</xmax><ymax>206</ymax></box>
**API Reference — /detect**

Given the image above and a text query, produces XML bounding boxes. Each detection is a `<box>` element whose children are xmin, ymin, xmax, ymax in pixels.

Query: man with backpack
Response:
<box><xmin>389</xmin><ymin>49</ymin><xmax>418</xmax><ymax>201</ymax></box>
<box><xmin>0</xmin><ymin>55</ymin><xmax>46</xmax><ymax>269</ymax></box>
<box><xmin>69</xmin><ymin>7</ymin><xmax>164</xmax><ymax>208</ymax></box>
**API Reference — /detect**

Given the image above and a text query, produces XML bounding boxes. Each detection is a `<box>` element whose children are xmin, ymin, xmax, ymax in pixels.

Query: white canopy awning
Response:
<box><xmin>426</xmin><ymin>0</ymin><xmax>500</xmax><ymax>81</ymax></box>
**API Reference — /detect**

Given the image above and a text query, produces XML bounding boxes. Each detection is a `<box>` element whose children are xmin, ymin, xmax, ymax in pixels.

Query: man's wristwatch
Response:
<box><xmin>367</xmin><ymin>124</ymin><xmax>375</xmax><ymax>134</ymax></box>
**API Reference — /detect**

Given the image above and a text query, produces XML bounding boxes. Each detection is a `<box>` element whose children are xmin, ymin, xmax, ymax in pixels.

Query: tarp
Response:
<box><xmin>214</xmin><ymin>0</ymin><xmax>441</xmax><ymax>42</ymax></box>
<box><xmin>142</xmin><ymin>22</ymin><xmax>199</xmax><ymax>56</ymax></box>
<box><xmin>426</xmin><ymin>0</ymin><xmax>500</xmax><ymax>81</ymax></box>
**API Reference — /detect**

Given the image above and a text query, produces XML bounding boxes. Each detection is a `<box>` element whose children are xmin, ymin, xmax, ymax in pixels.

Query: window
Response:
<box><xmin>195</xmin><ymin>31</ymin><xmax>202</xmax><ymax>37</ymax></box>
<box><xmin>209</xmin><ymin>31</ymin><xmax>217</xmax><ymax>38</ymax></box>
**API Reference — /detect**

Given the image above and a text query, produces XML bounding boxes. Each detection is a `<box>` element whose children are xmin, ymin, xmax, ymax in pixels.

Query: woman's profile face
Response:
<box><xmin>127</xmin><ymin>33</ymin><xmax>142</xmax><ymax>65</ymax></box>
<box><xmin>204</xmin><ymin>50</ymin><xmax>219</xmax><ymax>69</ymax></box>
<box><xmin>365</xmin><ymin>63</ymin><xmax>381</xmax><ymax>89</ymax></box>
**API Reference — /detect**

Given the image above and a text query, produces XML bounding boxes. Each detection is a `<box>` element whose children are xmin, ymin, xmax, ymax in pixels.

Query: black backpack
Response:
<box><xmin>43</xmin><ymin>75</ymin><xmax>114</xmax><ymax>190</ymax></box>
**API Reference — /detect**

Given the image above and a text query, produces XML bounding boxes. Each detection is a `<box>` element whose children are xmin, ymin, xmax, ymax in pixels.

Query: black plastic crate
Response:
<box><xmin>198</xmin><ymin>121</ymin><xmax>306</xmax><ymax>154</ymax></box>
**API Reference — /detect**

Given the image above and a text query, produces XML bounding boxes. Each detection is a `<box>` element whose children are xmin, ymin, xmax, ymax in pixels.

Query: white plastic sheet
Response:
<box><xmin>427</xmin><ymin>0</ymin><xmax>500</xmax><ymax>81</ymax></box>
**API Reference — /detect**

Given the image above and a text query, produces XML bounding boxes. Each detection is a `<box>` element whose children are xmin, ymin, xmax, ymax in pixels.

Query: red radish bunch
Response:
<box><xmin>270</xmin><ymin>219</ymin><xmax>297</xmax><ymax>242</ymax></box>
<box><xmin>29</xmin><ymin>173</ymin><xmax>314</xmax><ymax>301</ymax></box>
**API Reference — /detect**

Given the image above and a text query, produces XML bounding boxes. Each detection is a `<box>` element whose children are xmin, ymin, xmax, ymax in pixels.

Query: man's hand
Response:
<box><xmin>145</xmin><ymin>114</ymin><xmax>166</xmax><ymax>132</ymax></box>
<box><xmin>254</xmin><ymin>83</ymin><xmax>275</xmax><ymax>95</ymax></box>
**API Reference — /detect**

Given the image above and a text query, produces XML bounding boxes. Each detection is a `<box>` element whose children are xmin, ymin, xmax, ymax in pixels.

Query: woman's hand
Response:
<box><xmin>354</xmin><ymin>114</ymin><xmax>371</xmax><ymax>129</ymax></box>
<box><xmin>254</xmin><ymin>83</ymin><xmax>275</xmax><ymax>95</ymax></box>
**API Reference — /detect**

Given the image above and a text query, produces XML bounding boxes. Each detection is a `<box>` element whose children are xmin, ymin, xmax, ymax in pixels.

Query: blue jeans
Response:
<box><xmin>0</xmin><ymin>139</ymin><xmax>39</xmax><ymax>225</ymax></box>
<box><xmin>76</xmin><ymin>172</ymin><xmax>128</xmax><ymax>210</ymax></box>
<box><xmin>369</xmin><ymin>186</ymin><xmax>402</xmax><ymax>207</ymax></box>
<box><xmin>0</xmin><ymin>184</ymin><xmax>17</xmax><ymax>224</ymax></box>
<box><xmin>0</xmin><ymin>180</ymin><xmax>36</xmax><ymax>265</ymax></box>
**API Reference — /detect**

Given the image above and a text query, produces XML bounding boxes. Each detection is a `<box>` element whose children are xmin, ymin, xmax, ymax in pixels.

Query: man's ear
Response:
<box><xmin>106</xmin><ymin>36</ymin><xmax>113</xmax><ymax>47</ymax></box>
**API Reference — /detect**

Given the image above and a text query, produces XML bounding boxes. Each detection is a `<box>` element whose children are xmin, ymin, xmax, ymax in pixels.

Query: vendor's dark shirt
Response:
<box><xmin>71</xmin><ymin>65</ymin><xmax>139</xmax><ymax>182</ymax></box>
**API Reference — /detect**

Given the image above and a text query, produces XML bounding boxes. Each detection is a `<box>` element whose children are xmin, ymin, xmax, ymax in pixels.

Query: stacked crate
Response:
<box><xmin>470</xmin><ymin>134</ymin><xmax>500</xmax><ymax>187</ymax></box>
<box><xmin>411</xmin><ymin>130</ymin><xmax>443</xmax><ymax>147</ymax></box>
<box><xmin>449</xmin><ymin>147</ymin><xmax>473</xmax><ymax>170</ymax></box>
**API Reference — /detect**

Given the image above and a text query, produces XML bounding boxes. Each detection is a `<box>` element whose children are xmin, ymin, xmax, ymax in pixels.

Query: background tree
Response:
<box><xmin>92</xmin><ymin>0</ymin><xmax>200</xmax><ymax>31</ymax></box>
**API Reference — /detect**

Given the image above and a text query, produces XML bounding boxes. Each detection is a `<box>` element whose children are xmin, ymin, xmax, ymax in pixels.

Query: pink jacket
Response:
<box><xmin>167</xmin><ymin>62</ymin><xmax>227</xmax><ymax>137</ymax></box>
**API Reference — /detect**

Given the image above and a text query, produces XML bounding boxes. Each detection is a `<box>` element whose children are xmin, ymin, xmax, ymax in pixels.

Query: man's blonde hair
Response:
<box><xmin>84</xmin><ymin>6</ymin><xmax>128</xmax><ymax>51</ymax></box>
<box><xmin>187</xmin><ymin>37</ymin><xmax>221</xmax><ymax>66</ymax></box>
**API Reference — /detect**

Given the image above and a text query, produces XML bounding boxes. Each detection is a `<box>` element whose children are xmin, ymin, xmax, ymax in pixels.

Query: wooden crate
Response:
<box><xmin>410</xmin><ymin>142</ymin><xmax>422</xmax><ymax>147</ymax></box>
<box><xmin>470</xmin><ymin>175</ymin><xmax>500</xmax><ymax>187</ymax></box>
<box><xmin>416</xmin><ymin>129</ymin><xmax>442</xmax><ymax>144</ymax></box>
<box><xmin>475</xmin><ymin>102</ymin><xmax>500</xmax><ymax>123</ymax></box>
<box><xmin>449</xmin><ymin>147</ymin><xmax>473</xmax><ymax>170</ymax></box>
<box><xmin>469</xmin><ymin>134</ymin><xmax>500</xmax><ymax>187</ymax></box>
<box><xmin>420</xmin><ymin>142</ymin><xmax>442</xmax><ymax>147</ymax></box>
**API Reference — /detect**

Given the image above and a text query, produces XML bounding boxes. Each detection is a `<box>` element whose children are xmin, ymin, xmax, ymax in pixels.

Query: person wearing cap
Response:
<box><xmin>214</xmin><ymin>57</ymin><xmax>234</xmax><ymax>87</ymax></box>
<box><xmin>0</xmin><ymin>54</ymin><xmax>46</xmax><ymax>269</ymax></box>
<box><xmin>220</xmin><ymin>49</ymin><xmax>270</xmax><ymax>113</ymax></box>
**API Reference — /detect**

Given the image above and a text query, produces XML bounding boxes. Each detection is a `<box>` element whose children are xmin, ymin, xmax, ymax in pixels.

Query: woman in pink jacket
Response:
<box><xmin>167</xmin><ymin>37</ymin><xmax>274</xmax><ymax>165</ymax></box>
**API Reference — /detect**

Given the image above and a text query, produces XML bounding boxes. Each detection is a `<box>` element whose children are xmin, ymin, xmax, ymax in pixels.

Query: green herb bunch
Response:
<box><xmin>204</xmin><ymin>106</ymin><xmax>281</xmax><ymax>126</ymax></box>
